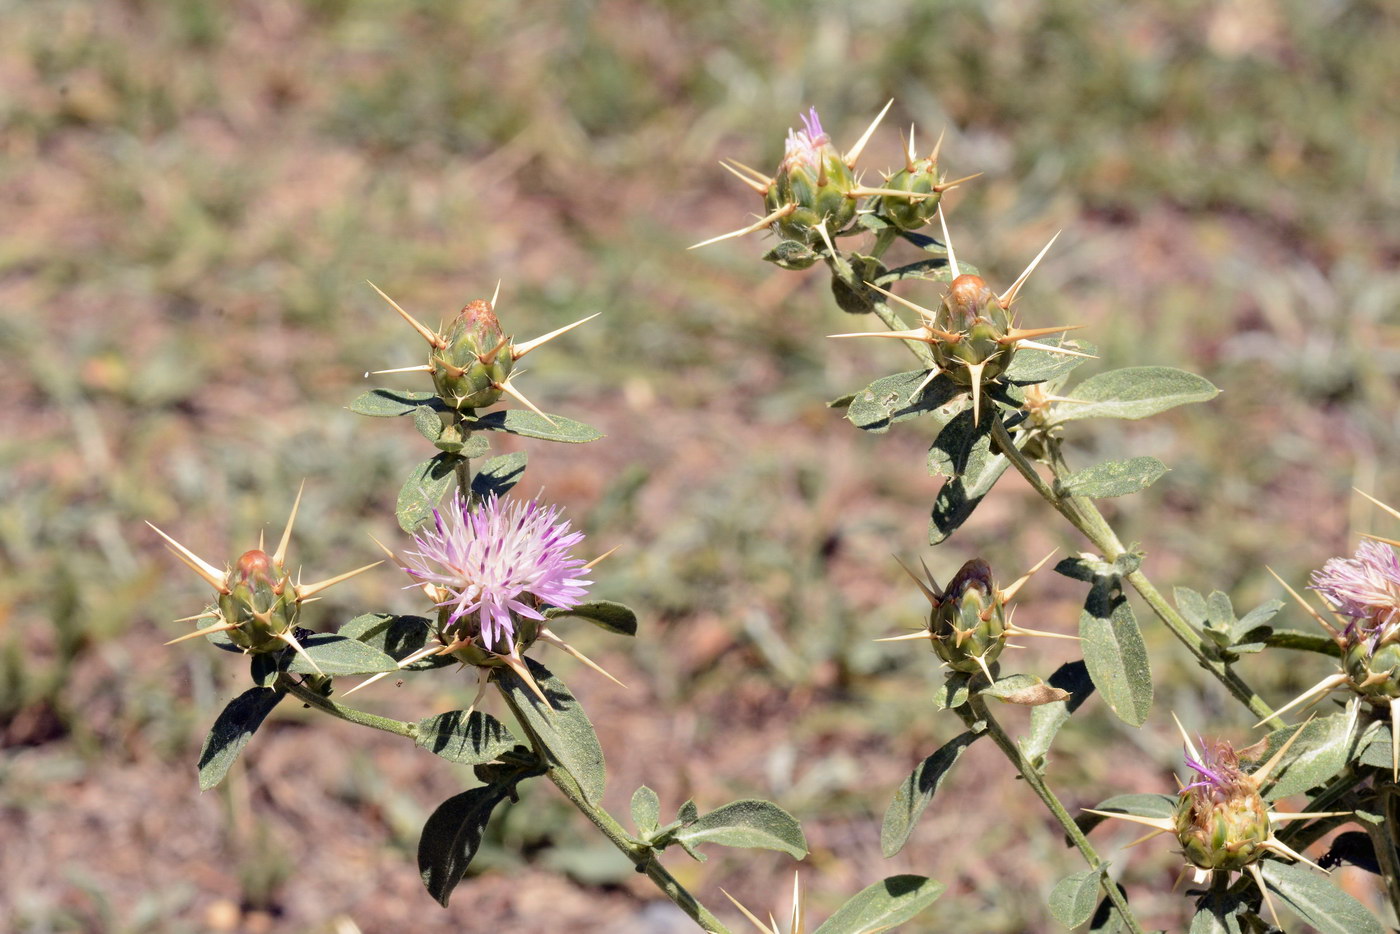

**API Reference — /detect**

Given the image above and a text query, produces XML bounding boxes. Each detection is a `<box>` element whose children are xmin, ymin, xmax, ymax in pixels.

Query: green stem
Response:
<box><xmin>495</xmin><ymin>682</ymin><xmax>731</xmax><ymax>933</ymax></box>
<box><xmin>1378</xmin><ymin>786</ymin><xmax>1400</xmax><ymax>923</ymax></box>
<box><xmin>278</xmin><ymin>674</ymin><xmax>420</xmax><ymax>739</ymax></box>
<box><xmin>824</xmin><ymin>250</ymin><xmax>937</xmax><ymax>369</ymax></box>
<box><xmin>959</xmin><ymin>695</ymin><xmax>1147</xmax><ymax>934</ymax></box>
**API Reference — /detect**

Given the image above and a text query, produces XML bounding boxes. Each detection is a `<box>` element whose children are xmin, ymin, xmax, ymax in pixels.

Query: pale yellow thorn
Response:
<box><xmin>721</xmin><ymin>158</ymin><xmax>773</xmax><ymax>187</ymax></box>
<box><xmin>512</xmin><ymin>313</ymin><xmax>600</xmax><ymax>361</ymax></box>
<box><xmin>827</xmin><ymin>327</ymin><xmax>932</xmax><ymax>342</ymax></box>
<box><xmin>1270</xmin><ymin>810</ymin><xmax>1353</xmax><ymax>822</ymax></box>
<box><xmin>721</xmin><ymin>889</ymin><xmax>778</xmax><ymax>934</ymax></box>
<box><xmin>258</xmin><ymin>529</ymin><xmax>265</xmax><ymax>552</ymax></box>
<box><xmin>502</xmin><ymin>653</ymin><xmax>551</xmax><ymax>707</ymax></box>
<box><xmin>937</xmin><ymin>205</ymin><xmax>960</xmax><ymax>279</ymax></box>
<box><xmin>477</xmin><ymin>332</ymin><xmax>510</xmax><ymax>367</ymax></box>
<box><xmin>973</xmin><ymin>651</ymin><xmax>995</xmax><ymax>684</ymax></box>
<box><xmin>583</xmin><ymin>545</ymin><xmax>620</xmax><ymax>571</ymax></box>
<box><xmin>1253</xmin><ymin>712</ymin><xmax>1318</xmax><ymax>785</ymax></box>
<box><xmin>719</xmin><ymin>160</ymin><xmax>771</xmax><ymax>194</ymax></box>
<box><xmin>932</xmin><ymin>171</ymin><xmax>982</xmax><ymax>192</ymax></box>
<box><xmin>929</xmin><ymin>126</ymin><xmax>946</xmax><ymax>165</ymax></box>
<box><xmin>966</xmin><ymin>360</ymin><xmax>987</xmax><ymax>425</ymax></box>
<box><xmin>165</xmin><ymin>620</ymin><xmax>239</xmax><ymax>646</ymax></box>
<box><xmin>1247</xmin><ymin>862</ymin><xmax>1282</xmax><ymax>930</ymax></box>
<box><xmin>850</xmin><ymin>186</ymin><xmax>935</xmax><ymax>201</ymax></box>
<box><xmin>538</xmin><ymin>627</ymin><xmax>627</xmax><ymax>688</ymax></box>
<box><xmin>1005</xmin><ymin>624</ymin><xmax>1079</xmax><ymax>641</ymax></box>
<box><xmin>912</xmin><ymin>365</ymin><xmax>943</xmax><ymax>396</ymax></box>
<box><xmin>148</xmin><ymin>523</ymin><xmax>229</xmax><ymax>593</ymax></box>
<box><xmin>1015</xmin><ymin>339</ymin><xmax>1096</xmax><ymax>359</ymax></box>
<box><xmin>1264</xmin><ymin>566</ymin><xmax>1342</xmax><ymax>639</ymax></box>
<box><xmin>490</xmin><ymin>279</ymin><xmax>502</xmax><ymax>309</ymax></box>
<box><xmin>689</xmin><ymin>203</ymin><xmax>797</xmax><ymax>250</ymax></box>
<box><xmin>1000</xmin><ymin>548</ymin><xmax>1058</xmax><ymax>603</ymax></box>
<box><xmin>1001</xmin><ymin>324</ymin><xmax>1085</xmax><ymax>343</ymax></box>
<box><xmin>496</xmin><ymin>378</ymin><xmax>557</xmax><ymax>426</ymax></box>
<box><xmin>343</xmin><ymin>643</ymin><xmax>444</xmax><ymax>695</ymax></box>
<box><xmin>296</xmin><ymin>561</ymin><xmax>382</xmax><ymax>601</ymax></box>
<box><xmin>998</xmin><ymin>231</ymin><xmax>1062</xmax><ymax>307</ymax></box>
<box><xmin>893</xmin><ymin>555</ymin><xmax>941</xmax><ymax>605</ymax></box>
<box><xmin>341</xmin><ymin>670</ymin><xmax>393</xmax><ymax>697</ymax></box>
<box><xmin>279</xmin><ymin>629</ymin><xmax>324</xmax><ymax>675</ymax></box>
<box><xmin>1263</xmin><ymin>835</ymin><xmax>1328</xmax><ymax>873</ymax></box>
<box><xmin>861</xmin><ymin>280</ymin><xmax>939</xmax><ymax>324</ymax></box>
<box><xmin>173</xmin><ymin>611</ymin><xmax>219</xmax><ymax>623</ymax></box>
<box><xmin>368</xmin><ymin>364</ymin><xmax>434</xmax><ymax>376</ymax></box>
<box><xmin>1363</xmin><ymin>532</ymin><xmax>1400</xmax><ymax>548</ymax></box>
<box><xmin>845</xmin><ymin>98</ymin><xmax>893</xmax><ymax>167</ymax></box>
<box><xmin>874</xmin><ymin>630</ymin><xmax>934</xmax><ymax>643</ymax></box>
<box><xmin>900</xmin><ymin>124</ymin><xmax>917</xmax><ymax>171</ymax></box>
<box><xmin>1080</xmin><ymin>808</ymin><xmax>1175</xmax><ymax>833</ymax></box>
<box><xmin>1355</xmin><ymin>488</ymin><xmax>1400</xmax><ymax>523</ymax></box>
<box><xmin>367</xmin><ymin>281</ymin><xmax>444</xmax><ymax>348</ymax></box>
<box><xmin>1252</xmin><ymin>673</ymin><xmax>1349</xmax><ymax>728</ymax></box>
<box><xmin>812</xmin><ymin>218</ymin><xmax>838</xmax><ymax>257</ymax></box>
<box><xmin>1124</xmin><ymin>827</ymin><xmax>1172</xmax><ymax>849</ymax></box>
<box><xmin>789</xmin><ymin>871</ymin><xmax>804</xmax><ymax>934</ymax></box>
<box><xmin>1170</xmin><ymin>711</ymin><xmax>1203</xmax><ymax>764</ymax></box>
<box><xmin>272</xmin><ymin>481</ymin><xmax>305</xmax><ymax>566</ymax></box>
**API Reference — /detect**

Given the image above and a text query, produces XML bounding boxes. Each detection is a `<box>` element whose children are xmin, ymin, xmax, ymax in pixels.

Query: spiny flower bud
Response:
<box><xmin>148</xmin><ymin>485</ymin><xmax>380</xmax><ymax>671</ymax></box>
<box><xmin>1174</xmin><ymin>741</ymin><xmax>1272</xmax><ymax>873</ymax></box>
<box><xmin>878</xmin><ymin>128</ymin><xmax>977</xmax><ymax>232</ymax></box>
<box><xmin>366</xmin><ymin>282</ymin><xmax>597</xmax><ymax>420</ymax></box>
<box><xmin>830</xmin><ymin>211</ymin><xmax>1085</xmax><ymax>423</ymax></box>
<box><xmin>879</xmin><ymin>552</ymin><xmax>1067</xmax><ymax>683</ymax></box>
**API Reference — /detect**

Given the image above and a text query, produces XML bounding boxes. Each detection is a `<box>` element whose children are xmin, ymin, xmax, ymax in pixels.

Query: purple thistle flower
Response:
<box><xmin>782</xmin><ymin>106</ymin><xmax>831</xmax><ymax>172</ymax></box>
<box><xmin>1309</xmin><ymin>540</ymin><xmax>1400</xmax><ymax>630</ymax></box>
<box><xmin>404</xmin><ymin>492</ymin><xmax>591</xmax><ymax>654</ymax></box>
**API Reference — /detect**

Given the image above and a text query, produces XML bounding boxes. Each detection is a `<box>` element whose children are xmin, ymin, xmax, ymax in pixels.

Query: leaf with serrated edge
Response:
<box><xmin>418</xmin><ymin>785</ymin><xmax>511</xmax><ymax>906</ymax></box>
<box><xmin>1060</xmin><ymin>457</ymin><xmax>1168</xmax><ymax>499</ymax></box>
<box><xmin>496</xmin><ymin>657</ymin><xmax>606</xmax><ymax>805</ymax></box>
<box><xmin>672</xmin><ymin>799</ymin><xmax>807</xmax><ymax>858</ymax></box>
<box><xmin>1259</xmin><ymin>859</ymin><xmax>1385</xmax><ymax>934</ymax></box>
<box><xmin>882</xmin><ymin>731</ymin><xmax>981</xmax><ymax>857</ymax></box>
<box><xmin>1052</xmin><ymin>366</ymin><xmax>1218</xmax><ymax>423</ymax></box>
<box><xmin>1079</xmin><ymin>578</ymin><xmax>1153</xmax><ymax>726</ymax></box>
<box><xmin>810</xmin><ymin>875</ymin><xmax>946</xmax><ymax>934</ymax></box>
<box><xmin>1049</xmin><ymin>868</ymin><xmax>1102</xmax><ymax>930</ymax></box>
<box><xmin>287</xmin><ymin>633</ymin><xmax>399</xmax><ymax>676</ymax></box>
<box><xmin>197</xmin><ymin>688</ymin><xmax>285</xmax><ymax>791</ymax></box>
<box><xmin>415</xmin><ymin>711</ymin><xmax>517</xmax><ymax>765</ymax></box>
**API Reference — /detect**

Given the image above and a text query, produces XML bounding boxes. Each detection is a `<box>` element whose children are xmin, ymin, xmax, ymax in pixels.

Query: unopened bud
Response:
<box><xmin>431</xmin><ymin>300</ymin><xmax>513</xmax><ymax>410</ymax></box>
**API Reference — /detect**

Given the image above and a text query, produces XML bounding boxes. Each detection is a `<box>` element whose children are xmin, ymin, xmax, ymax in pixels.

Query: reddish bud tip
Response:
<box><xmin>236</xmin><ymin>549</ymin><xmax>275</xmax><ymax>583</ymax></box>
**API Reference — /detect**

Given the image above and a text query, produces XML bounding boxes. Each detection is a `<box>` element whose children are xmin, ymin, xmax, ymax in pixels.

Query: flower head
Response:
<box><xmin>1310</xmin><ymin>539</ymin><xmax>1400</xmax><ymax>632</ymax></box>
<box><xmin>405</xmin><ymin>492</ymin><xmax>591</xmax><ymax>655</ymax></box>
<box><xmin>781</xmin><ymin>107</ymin><xmax>830</xmax><ymax>174</ymax></box>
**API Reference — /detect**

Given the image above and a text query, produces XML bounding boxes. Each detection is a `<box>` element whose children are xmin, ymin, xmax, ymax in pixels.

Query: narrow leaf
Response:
<box><xmin>415</xmin><ymin>711</ymin><xmax>517</xmax><ymax>765</ymax></box>
<box><xmin>471</xmin><ymin>451</ymin><xmax>527</xmax><ymax>499</ymax></box>
<box><xmin>673</xmin><ymin>799</ymin><xmax>807</xmax><ymax>858</ymax></box>
<box><xmin>1052</xmin><ymin>366</ymin><xmax>1219</xmax><ymax>423</ymax></box>
<box><xmin>1049</xmin><ymin>868</ymin><xmax>1102</xmax><ymax>930</ymax></box>
<box><xmin>1060</xmin><ymin>457</ymin><xmax>1168</xmax><ymax>499</ymax></box>
<box><xmin>466</xmin><ymin>409</ymin><xmax>602</xmax><ymax>443</ymax></box>
<box><xmin>846</xmin><ymin>369</ymin><xmax>966</xmax><ymax>435</ymax></box>
<box><xmin>1079</xmin><ymin>578</ymin><xmax>1153</xmax><ymax>726</ymax></box>
<box><xmin>1259</xmin><ymin>859</ymin><xmax>1384</xmax><ymax>934</ymax></box>
<box><xmin>982</xmin><ymin>673</ymin><xmax>1071</xmax><ymax>706</ymax></box>
<box><xmin>418</xmin><ymin>785</ymin><xmax>511</xmax><ymax>906</ymax></box>
<box><xmin>496</xmin><ymin>657</ymin><xmax>606</xmax><ymax>805</ymax></box>
<box><xmin>287</xmin><ymin>633</ymin><xmax>399</xmax><ymax>676</ymax></box>
<box><xmin>397</xmin><ymin>453</ymin><xmax>459</xmax><ymax>532</ymax></box>
<box><xmin>349</xmin><ymin>388</ymin><xmax>441</xmax><ymax>417</ymax></box>
<box><xmin>811</xmin><ymin>875</ymin><xmax>946</xmax><ymax>934</ymax></box>
<box><xmin>197</xmin><ymin>687</ymin><xmax>285</xmax><ymax>791</ymax></box>
<box><xmin>881</xmin><ymin>731</ymin><xmax>981</xmax><ymax>857</ymax></box>
<box><xmin>544</xmin><ymin>600</ymin><xmax>638</xmax><ymax>636</ymax></box>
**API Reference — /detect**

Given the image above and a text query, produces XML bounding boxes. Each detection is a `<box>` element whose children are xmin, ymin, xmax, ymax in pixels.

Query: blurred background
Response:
<box><xmin>3</xmin><ymin>1</ymin><xmax>1399</xmax><ymax>931</ymax></box>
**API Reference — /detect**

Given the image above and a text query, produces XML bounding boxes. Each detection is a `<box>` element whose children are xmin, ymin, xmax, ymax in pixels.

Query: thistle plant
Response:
<box><xmin>153</xmin><ymin>284</ymin><xmax>943</xmax><ymax>933</ymax></box>
<box><xmin>694</xmin><ymin>103</ymin><xmax>1400</xmax><ymax>932</ymax></box>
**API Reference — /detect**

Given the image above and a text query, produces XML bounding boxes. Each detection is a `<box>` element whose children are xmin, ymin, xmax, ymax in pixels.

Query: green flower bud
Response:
<box><xmin>880</xmin><ymin>156</ymin><xmax>945</xmax><ymax>232</ymax></box>
<box><xmin>931</xmin><ymin>275</ymin><xmax>1018</xmax><ymax>386</ymax></box>
<box><xmin>929</xmin><ymin>559</ymin><xmax>1009</xmax><ymax>675</ymax></box>
<box><xmin>1174</xmin><ymin>742</ymin><xmax>1272</xmax><ymax>872</ymax></box>
<box><xmin>216</xmin><ymin>549</ymin><xmax>299</xmax><ymax>653</ymax></box>
<box><xmin>768</xmin><ymin>108</ymin><xmax>859</xmax><ymax>246</ymax></box>
<box><xmin>1344</xmin><ymin>636</ymin><xmax>1400</xmax><ymax>699</ymax></box>
<box><xmin>431</xmin><ymin>299</ymin><xmax>512</xmax><ymax>411</ymax></box>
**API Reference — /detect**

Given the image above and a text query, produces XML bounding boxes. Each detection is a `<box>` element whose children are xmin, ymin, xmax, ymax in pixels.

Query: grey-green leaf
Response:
<box><xmin>496</xmin><ymin>657</ymin><xmax>606</xmax><ymax>805</ymax></box>
<box><xmin>413</xmin><ymin>405</ymin><xmax>445</xmax><ymax>442</ymax></box>
<box><xmin>337</xmin><ymin>613</ymin><xmax>454</xmax><ymax>670</ymax></box>
<box><xmin>1079</xmin><ymin>579</ymin><xmax>1152</xmax><ymax>727</ymax></box>
<box><xmin>397</xmin><ymin>453</ymin><xmax>459</xmax><ymax>532</ymax></box>
<box><xmin>197</xmin><ymin>687</ymin><xmax>285</xmax><ymax>791</ymax></box>
<box><xmin>631</xmin><ymin>785</ymin><xmax>661</xmax><ymax>833</ymax></box>
<box><xmin>1259</xmin><ymin>859</ymin><xmax>1385</xmax><ymax>934</ymax></box>
<box><xmin>673</xmin><ymin>799</ymin><xmax>808</xmax><ymax>859</ymax></box>
<box><xmin>349</xmin><ymin>388</ymin><xmax>442</xmax><ymax>417</ymax></box>
<box><xmin>544</xmin><ymin>600</ymin><xmax>638</xmax><ymax>636</ymax></box>
<box><xmin>1050</xmin><ymin>868</ymin><xmax>1102</xmax><ymax>930</ymax></box>
<box><xmin>1003</xmin><ymin>339</ymin><xmax>1096</xmax><ymax>384</ymax></box>
<box><xmin>287</xmin><ymin>633</ymin><xmax>399</xmax><ymax>676</ymax></box>
<box><xmin>982</xmin><ymin>673</ymin><xmax>1071</xmax><ymax>706</ymax></box>
<box><xmin>1052</xmin><ymin>367</ymin><xmax>1219</xmax><ymax>424</ymax></box>
<box><xmin>471</xmin><ymin>451</ymin><xmax>527</xmax><ymax>499</ymax></box>
<box><xmin>1059</xmin><ymin>457</ymin><xmax>1168</xmax><ymax>499</ymax></box>
<box><xmin>881</xmin><ymin>731</ymin><xmax>981</xmax><ymax>857</ymax></box>
<box><xmin>928</xmin><ymin>412</ymin><xmax>1018</xmax><ymax>544</ymax></box>
<box><xmin>415</xmin><ymin>711</ymin><xmax>517</xmax><ymax>765</ymax></box>
<box><xmin>847</xmin><ymin>369</ymin><xmax>966</xmax><ymax>434</ymax></box>
<box><xmin>1025</xmin><ymin>662</ymin><xmax>1095</xmax><ymax>769</ymax></box>
<box><xmin>418</xmin><ymin>784</ymin><xmax>511</xmax><ymax>906</ymax></box>
<box><xmin>466</xmin><ymin>409</ymin><xmax>602</xmax><ymax>443</ymax></box>
<box><xmin>933</xmin><ymin>671</ymin><xmax>971</xmax><ymax>710</ymax></box>
<box><xmin>811</xmin><ymin>875</ymin><xmax>946</xmax><ymax>934</ymax></box>
<box><xmin>1253</xmin><ymin>712</ymin><xmax>1355</xmax><ymax>801</ymax></box>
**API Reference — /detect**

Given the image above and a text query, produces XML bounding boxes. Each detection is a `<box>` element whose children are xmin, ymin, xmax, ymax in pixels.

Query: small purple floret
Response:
<box><xmin>783</xmin><ymin>106</ymin><xmax>830</xmax><ymax>171</ymax></box>
<box><xmin>405</xmin><ymin>492</ymin><xmax>591</xmax><ymax>653</ymax></box>
<box><xmin>1310</xmin><ymin>540</ymin><xmax>1400</xmax><ymax>629</ymax></box>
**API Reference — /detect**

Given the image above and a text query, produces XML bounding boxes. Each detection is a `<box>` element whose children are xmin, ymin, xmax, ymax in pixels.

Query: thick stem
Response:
<box><xmin>278</xmin><ymin>674</ymin><xmax>420</xmax><ymax>739</ymax></box>
<box><xmin>959</xmin><ymin>695</ymin><xmax>1147</xmax><ymax>934</ymax></box>
<box><xmin>495</xmin><ymin>682</ymin><xmax>731</xmax><ymax>933</ymax></box>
